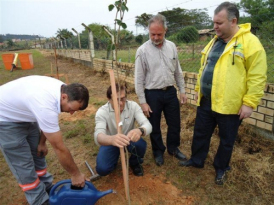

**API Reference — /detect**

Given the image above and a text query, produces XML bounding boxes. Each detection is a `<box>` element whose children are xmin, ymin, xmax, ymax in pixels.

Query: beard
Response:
<box><xmin>151</xmin><ymin>39</ymin><xmax>164</xmax><ymax>46</ymax></box>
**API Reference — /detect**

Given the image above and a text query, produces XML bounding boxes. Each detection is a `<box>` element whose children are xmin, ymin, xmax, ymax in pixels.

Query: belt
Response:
<box><xmin>145</xmin><ymin>86</ymin><xmax>174</xmax><ymax>92</ymax></box>
<box><xmin>161</xmin><ymin>86</ymin><xmax>173</xmax><ymax>91</ymax></box>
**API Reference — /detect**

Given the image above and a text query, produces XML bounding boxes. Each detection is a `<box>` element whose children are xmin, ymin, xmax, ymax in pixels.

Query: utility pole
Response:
<box><xmin>81</xmin><ymin>23</ymin><xmax>94</xmax><ymax>68</ymax></box>
<box><xmin>103</xmin><ymin>26</ymin><xmax>116</xmax><ymax>61</ymax></box>
<box><xmin>72</xmin><ymin>28</ymin><xmax>81</xmax><ymax>49</ymax></box>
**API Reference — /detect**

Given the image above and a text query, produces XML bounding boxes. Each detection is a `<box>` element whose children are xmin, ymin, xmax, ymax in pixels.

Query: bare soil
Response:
<box><xmin>0</xmin><ymin>50</ymin><xmax>273</xmax><ymax>205</ymax></box>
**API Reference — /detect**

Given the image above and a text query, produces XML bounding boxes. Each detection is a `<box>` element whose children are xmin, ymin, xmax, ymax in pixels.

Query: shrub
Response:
<box><xmin>177</xmin><ymin>26</ymin><xmax>199</xmax><ymax>43</ymax></box>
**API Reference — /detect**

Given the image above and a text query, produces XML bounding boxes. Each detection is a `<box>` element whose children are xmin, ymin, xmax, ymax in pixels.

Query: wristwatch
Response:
<box><xmin>139</xmin><ymin>127</ymin><xmax>145</xmax><ymax>136</ymax></box>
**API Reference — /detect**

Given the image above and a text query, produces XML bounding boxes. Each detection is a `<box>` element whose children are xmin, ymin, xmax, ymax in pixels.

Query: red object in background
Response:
<box><xmin>2</xmin><ymin>53</ymin><xmax>15</xmax><ymax>70</ymax></box>
<box><xmin>18</xmin><ymin>53</ymin><xmax>34</xmax><ymax>70</ymax></box>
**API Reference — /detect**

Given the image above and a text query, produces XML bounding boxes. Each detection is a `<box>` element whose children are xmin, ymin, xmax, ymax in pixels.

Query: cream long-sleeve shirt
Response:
<box><xmin>94</xmin><ymin>100</ymin><xmax>152</xmax><ymax>146</ymax></box>
<box><xmin>135</xmin><ymin>39</ymin><xmax>186</xmax><ymax>104</ymax></box>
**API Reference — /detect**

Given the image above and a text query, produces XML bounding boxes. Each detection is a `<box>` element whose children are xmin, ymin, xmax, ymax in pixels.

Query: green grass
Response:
<box><xmin>89</xmin><ymin>96</ymin><xmax>107</xmax><ymax>108</ymax></box>
<box><xmin>94</xmin><ymin>49</ymin><xmax>136</xmax><ymax>63</ymax></box>
<box><xmin>64</xmin><ymin>120</ymin><xmax>87</xmax><ymax>139</ymax></box>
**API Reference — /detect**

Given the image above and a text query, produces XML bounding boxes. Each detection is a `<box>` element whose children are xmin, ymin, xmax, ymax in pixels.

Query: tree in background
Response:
<box><xmin>238</xmin><ymin>0</ymin><xmax>274</xmax><ymax>43</ymax></box>
<box><xmin>118</xmin><ymin>29</ymin><xmax>134</xmax><ymax>46</ymax></box>
<box><xmin>177</xmin><ymin>26</ymin><xmax>199</xmax><ymax>44</ymax></box>
<box><xmin>188</xmin><ymin>9</ymin><xmax>212</xmax><ymax>29</ymax></box>
<box><xmin>135</xmin><ymin>34</ymin><xmax>143</xmax><ymax>45</ymax></box>
<box><xmin>239</xmin><ymin>0</ymin><xmax>274</xmax><ymax>26</ymax></box>
<box><xmin>135</xmin><ymin>13</ymin><xmax>153</xmax><ymax>30</ymax></box>
<box><xmin>56</xmin><ymin>28</ymin><xmax>74</xmax><ymax>48</ymax></box>
<box><xmin>160</xmin><ymin>8</ymin><xmax>193</xmax><ymax>36</ymax></box>
<box><xmin>135</xmin><ymin>8</ymin><xmax>211</xmax><ymax>37</ymax></box>
<box><xmin>7</xmin><ymin>39</ymin><xmax>14</xmax><ymax>47</ymax></box>
<box><xmin>0</xmin><ymin>35</ymin><xmax>4</xmax><ymax>43</ymax></box>
<box><xmin>80</xmin><ymin>23</ymin><xmax>111</xmax><ymax>50</ymax></box>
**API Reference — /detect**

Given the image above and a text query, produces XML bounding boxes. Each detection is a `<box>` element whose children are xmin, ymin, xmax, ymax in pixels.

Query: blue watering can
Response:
<box><xmin>49</xmin><ymin>179</ymin><xmax>113</xmax><ymax>205</ymax></box>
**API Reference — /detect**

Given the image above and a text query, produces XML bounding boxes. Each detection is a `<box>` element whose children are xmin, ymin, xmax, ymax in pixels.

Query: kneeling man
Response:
<box><xmin>94</xmin><ymin>83</ymin><xmax>152</xmax><ymax>176</ymax></box>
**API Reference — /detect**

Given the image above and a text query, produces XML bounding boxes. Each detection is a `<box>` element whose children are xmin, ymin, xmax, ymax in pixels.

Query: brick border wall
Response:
<box><xmin>47</xmin><ymin>49</ymin><xmax>274</xmax><ymax>132</ymax></box>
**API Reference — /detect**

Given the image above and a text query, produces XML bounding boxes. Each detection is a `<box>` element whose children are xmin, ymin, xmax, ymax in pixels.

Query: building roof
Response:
<box><xmin>198</xmin><ymin>29</ymin><xmax>215</xmax><ymax>35</ymax></box>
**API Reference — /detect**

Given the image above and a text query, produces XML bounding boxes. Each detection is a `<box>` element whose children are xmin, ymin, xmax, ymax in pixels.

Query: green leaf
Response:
<box><xmin>121</xmin><ymin>23</ymin><xmax>127</xmax><ymax>29</ymax></box>
<box><xmin>115</xmin><ymin>19</ymin><xmax>122</xmax><ymax>25</ymax></box>
<box><xmin>108</xmin><ymin>4</ymin><xmax>114</xmax><ymax>11</ymax></box>
<box><xmin>121</xmin><ymin>4</ymin><xmax>126</xmax><ymax>12</ymax></box>
<box><xmin>121</xmin><ymin>3</ymin><xmax>128</xmax><ymax>12</ymax></box>
<box><xmin>112</xmin><ymin>44</ymin><xmax>115</xmax><ymax>50</ymax></box>
<box><xmin>115</xmin><ymin>1</ymin><xmax>121</xmax><ymax>7</ymax></box>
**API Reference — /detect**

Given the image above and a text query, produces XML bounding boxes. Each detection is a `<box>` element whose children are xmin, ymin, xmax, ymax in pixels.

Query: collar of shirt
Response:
<box><xmin>107</xmin><ymin>100</ymin><xmax>129</xmax><ymax>113</ymax></box>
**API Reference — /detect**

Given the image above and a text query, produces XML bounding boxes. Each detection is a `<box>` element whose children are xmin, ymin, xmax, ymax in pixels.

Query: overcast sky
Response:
<box><xmin>0</xmin><ymin>0</ymin><xmax>241</xmax><ymax>38</ymax></box>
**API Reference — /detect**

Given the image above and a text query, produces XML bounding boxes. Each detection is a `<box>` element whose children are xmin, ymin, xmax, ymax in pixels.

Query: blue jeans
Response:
<box><xmin>96</xmin><ymin>138</ymin><xmax>147</xmax><ymax>176</ymax></box>
<box><xmin>145</xmin><ymin>86</ymin><xmax>181</xmax><ymax>156</ymax></box>
<box><xmin>191</xmin><ymin>97</ymin><xmax>241</xmax><ymax>171</ymax></box>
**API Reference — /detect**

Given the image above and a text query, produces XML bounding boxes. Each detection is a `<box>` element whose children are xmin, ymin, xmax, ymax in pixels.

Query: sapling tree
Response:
<box><xmin>107</xmin><ymin>0</ymin><xmax>129</xmax><ymax>61</ymax></box>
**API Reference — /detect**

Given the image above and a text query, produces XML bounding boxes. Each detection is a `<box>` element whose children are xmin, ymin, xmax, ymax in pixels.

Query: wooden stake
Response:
<box><xmin>109</xmin><ymin>69</ymin><xmax>129</xmax><ymax>200</ymax></box>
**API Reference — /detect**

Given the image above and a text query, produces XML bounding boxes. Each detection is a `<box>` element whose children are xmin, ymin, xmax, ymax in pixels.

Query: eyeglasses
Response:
<box><xmin>111</xmin><ymin>97</ymin><xmax>127</xmax><ymax>103</ymax></box>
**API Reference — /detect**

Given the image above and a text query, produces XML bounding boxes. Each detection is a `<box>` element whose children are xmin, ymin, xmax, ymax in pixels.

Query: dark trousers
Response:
<box><xmin>96</xmin><ymin>139</ymin><xmax>147</xmax><ymax>176</ymax></box>
<box><xmin>145</xmin><ymin>86</ymin><xmax>181</xmax><ymax>156</ymax></box>
<box><xmin>191</xmin><ymin>97</ymin><xmax>241</xmax><ymax>171</ymax></box>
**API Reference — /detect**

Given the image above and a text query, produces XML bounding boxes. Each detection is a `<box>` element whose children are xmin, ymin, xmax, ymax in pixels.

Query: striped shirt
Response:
<box><xmin>135</xmin><ymin>39</ymin><xmax>186</xmax><ymax>104</ymax></box>
<box><xmin>200</xmin><ymin>38</ymin><xmax>227</xmax><ymax>99</ymax></box>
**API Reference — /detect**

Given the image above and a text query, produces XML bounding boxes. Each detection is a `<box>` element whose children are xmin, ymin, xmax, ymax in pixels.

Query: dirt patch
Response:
<box><xmin>59</xmin><ymin>105</ymin><xmax>97</xmax><ymax>122</ymax></box>
<box><xmin>96</xmin><ymin>172</ymin><xmax>194</xmax><ymax>205</ymax></box>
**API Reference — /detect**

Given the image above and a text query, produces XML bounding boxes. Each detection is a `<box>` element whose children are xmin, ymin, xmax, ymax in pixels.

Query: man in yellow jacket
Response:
<box><xmin>179</xmin><ymin>2</ymin><xmax>267</xmax><ymax>185</ymax></box>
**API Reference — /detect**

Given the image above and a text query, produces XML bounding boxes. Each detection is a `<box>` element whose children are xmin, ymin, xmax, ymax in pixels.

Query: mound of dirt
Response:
<box><xmin>96</xmin><ymin>172</ymin><xmax>194</xmax><ymax>204</ymax></box>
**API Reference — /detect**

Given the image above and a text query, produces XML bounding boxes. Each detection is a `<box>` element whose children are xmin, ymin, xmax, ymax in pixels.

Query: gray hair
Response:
<box><xmin>214</xmin><ymin>2</ymin><xmax>239</xmax><ymax>22</ymax></box>
<box><xmin>148</xmin><ymin>14</ymin><xmax>167</xmax><ymax>29</ymax></box>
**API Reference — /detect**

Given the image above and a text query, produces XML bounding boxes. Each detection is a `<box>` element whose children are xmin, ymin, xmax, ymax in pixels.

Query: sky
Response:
<box><xmin>0</xmin><ymin>0</ymin><xmax>241</xmax><ymax>38</ymax></box>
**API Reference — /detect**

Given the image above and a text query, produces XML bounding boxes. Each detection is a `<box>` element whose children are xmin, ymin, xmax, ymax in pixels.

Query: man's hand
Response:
<box><xmin>71</xmin><ymin>172</ymin><xmax>86</xmax><ymax>188</ymax></box>
<box><xmin>180</xmin><ymin>93</ymin><xmax>187</xmax><ymax>105</ymax></box>
<box><xmin>111</xmin><ymin>134</ymin><xmax>130</xmax><ymax>148</ymax></box>
<box><xmin>141</xmin><ymin>103</ymin><xmax>152</xmax><ymax>117</ymax></box>
<box><xmin>37</xmin><ymin>143</ymin><xmax>48</xmax><ymax>157</ymax></box>
<box><xmin>127</xmin><ymin>129</ymin><xmax>142</xmax><ymax>142</ymax></box>
<box><xmin>238</xmin><ymin>105</ymin><xmax>253</xmax><ymax>120</ymax></box>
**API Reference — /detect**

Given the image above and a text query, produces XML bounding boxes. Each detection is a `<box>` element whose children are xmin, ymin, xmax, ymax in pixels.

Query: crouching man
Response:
<box><xmin>94</xmin><ymin>83</ymin><xmax>152</xmax><ymax>176</ymax></box>
<box><xmin>0</xmin><ymin>75</ymin><xmax>90</xmax><ymax>205</ymax></box>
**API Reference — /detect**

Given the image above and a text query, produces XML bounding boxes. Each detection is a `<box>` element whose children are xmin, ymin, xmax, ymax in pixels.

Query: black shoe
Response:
<box><xmin>42</xmin><ymin>199</ymin><xmax>49</xmax><ymax>205</ymax></box>
<box><xmin>130</xmin><ymin>164</ymin><xmax>144</xmax><ymax>176</ymax></box>
<box><xmin>154</xmin><ymin>155</ymin><xmax>164</xmax><ymax>166</ymax></box>
<box><xmin>215</xmin><ymin>169</ymin><xmax>226</xmax><ymax>185</ymax></box>
<box><xmin>168</xmin><ymin>149</ymin><xmax>187</xmax><ymax>161</ymax></box>
<box><xmin>178</xmin><ymin>159</ymin><xmax>204</xmax><ymax>168</ymax></box>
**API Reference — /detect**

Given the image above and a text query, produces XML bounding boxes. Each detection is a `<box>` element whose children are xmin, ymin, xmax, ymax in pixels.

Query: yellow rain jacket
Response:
<box><xmin>195</xmin><ymin>23</ymin><xmax>267</xmax><ymax>114</ymax></box>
